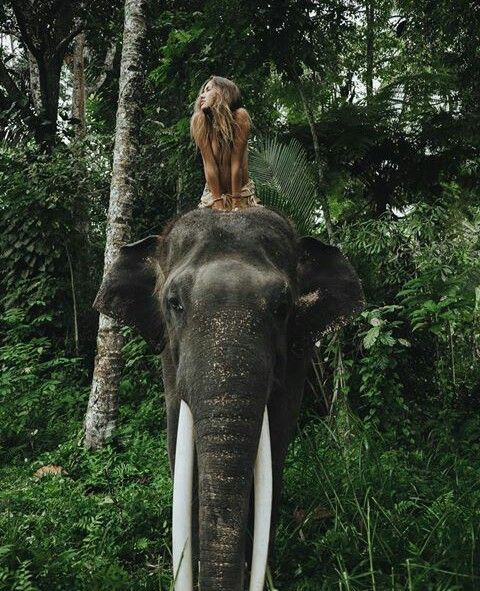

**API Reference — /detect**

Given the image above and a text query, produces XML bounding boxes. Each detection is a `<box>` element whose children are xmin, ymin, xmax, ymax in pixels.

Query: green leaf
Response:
<box><xmin>363</xmin><ymin>325</ymin><xmax>380</xmax><ymax>349</ymax></box>
<box><xmin>250</xmin><ymin>137</ymin><xmax>317</xmax><ymax>234</ymax></box>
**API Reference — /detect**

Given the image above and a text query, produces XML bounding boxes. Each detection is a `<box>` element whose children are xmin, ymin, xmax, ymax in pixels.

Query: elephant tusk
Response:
<box><xmin>172</xmin><ymin>400</ymin><xmax>194</xmax><ymax>591</ymax></box>
<box><xmin>249</xmin><ymin>406</ymin><xmax>272</xmax><ymax>591</ymax></box>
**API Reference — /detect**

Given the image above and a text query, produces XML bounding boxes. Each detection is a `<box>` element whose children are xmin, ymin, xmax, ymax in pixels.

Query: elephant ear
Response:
<box><xmin>294</xmin><ymin>237</ymin><xmax>365</xmax><ymax>345</ymax></box>
<box><xmin>93</xmin><ymin>235</ymin><xmax>165</xmax><ymax>352</ymax></box>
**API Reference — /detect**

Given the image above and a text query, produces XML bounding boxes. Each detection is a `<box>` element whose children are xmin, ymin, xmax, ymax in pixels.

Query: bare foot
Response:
<box><xmin>212</xmin><ymin>199</ymin><xmax>225</xmax><ymax>210</ymax></box>
<box><xmin>231</xmin><ymin>197</ymin><xmax>247</xmax><ymax>210</ymax></box>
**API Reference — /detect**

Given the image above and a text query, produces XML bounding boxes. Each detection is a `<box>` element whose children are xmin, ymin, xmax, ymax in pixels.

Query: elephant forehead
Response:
<box><xmin>190</xmin><ymin>259</ymin><xmax>285</xmax><ymax>306</ymax></box>
<box><xmin>164</xmin><ymin>208</ymin><xmax>298</xmax><ymax>275</ymax></box>
<box><xmin>195</xmin><ymin>258</ymin><xmax>265</xmax><ymax>287</ymax></box>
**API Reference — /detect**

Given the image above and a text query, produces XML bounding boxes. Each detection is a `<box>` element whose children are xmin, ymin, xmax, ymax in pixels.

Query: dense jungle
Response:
<box><xmin>0</xmin><ymin>0</ymin><xmax>479</xmax><ymax>589</ymax></box>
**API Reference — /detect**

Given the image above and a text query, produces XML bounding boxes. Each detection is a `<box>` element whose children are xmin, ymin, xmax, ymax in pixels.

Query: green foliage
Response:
<box><xmin>337</xmin><ymin>195</ymin><xmax>480</xmax><ymax>439</ymax></box>
<box><xmin>0</xmin><ymin>332</ymin><xmax>171</xmax><ymax>590</ymax></box>
<box><xmin>250</xmin><ymin>136</ymin><xmax>317</xmax><ymax>234</ymax></box>
<box><xmin>0</xmin><ymin>142</ymin><xmax>109</xmax><ymax>353</ymax></box>
<box><xmin>1</xmin><ymin>1</ymin><xmax>480</xmax><ymax>589</ymax></box>
<box><xmin>357</xmin><ymin>305</ymin><xmax>410</xmax><ymax>437</ymax></box>
<box><xmin>0</xmin><ymin>322</ymin><xmax>86</xmax><ymax>463</ymax></box>
<box><xmin>277</xmin><ymin>414</ymin><xmax>480</xmax><ymax>590</ymax></box>
<box><xmin>0</xmin><ymin>423</ymin><xmax>173</xmax><ymax>590</ymax></box>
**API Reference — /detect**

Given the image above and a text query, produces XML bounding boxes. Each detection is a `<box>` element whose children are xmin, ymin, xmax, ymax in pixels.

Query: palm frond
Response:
<box><xmin>250</xmin><ymin>136</ymin><xmax>318</xmax><ymax>235</ymax></box>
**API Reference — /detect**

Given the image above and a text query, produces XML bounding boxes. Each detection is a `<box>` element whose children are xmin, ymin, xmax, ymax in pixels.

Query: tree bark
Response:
<box><xmin>72</xmin><ymin>32</ymin><xmax>86</xmax><ymax>136</ymax></box>
<box><xmin>27</xmin><ymin>49</ymin><xmax>42</xmax><ymax>114</ymax></box>
<box><xmin>298</xmin><ymin>84</ymin><xmax>335</xmax><ymax>243</ymax></box>
<box><xmin>35</xmin><ymin>55</ymin><xmax>63</xmax><ymax>150</ymax></box>
<box><xmin>365</xmin><ymin>0</ymin><xmax>374</xmax><ymax>102</ymax></box>
<box><xmin>84</xmin><ymin>0</ymin><xmax>148</xmax><ymax>450</ymax></box>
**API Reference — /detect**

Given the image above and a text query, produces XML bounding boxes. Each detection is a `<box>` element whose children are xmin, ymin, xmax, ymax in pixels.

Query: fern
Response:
<box><xmin>249</xmin><ymin>136</ymin><xmax>318</xmax><ymax>235</ymax></box>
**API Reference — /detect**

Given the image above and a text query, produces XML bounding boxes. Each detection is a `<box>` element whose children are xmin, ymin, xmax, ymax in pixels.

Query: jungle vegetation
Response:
<box><xmin>0</xmin><ymin>0</ymin><xmax>479</xmax><ymax>589</ymax></box>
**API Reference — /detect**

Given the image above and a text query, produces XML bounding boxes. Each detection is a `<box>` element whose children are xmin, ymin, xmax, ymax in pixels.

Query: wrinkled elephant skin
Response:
<box><xmin>94</xmin><ymin>207</ymin><xmax>364</xmax><ymax>591</ymax></box>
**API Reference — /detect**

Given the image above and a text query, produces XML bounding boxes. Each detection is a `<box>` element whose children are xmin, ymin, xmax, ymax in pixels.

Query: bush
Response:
<box><xmin>0</xmin><ymin>329</ymin><xmax>172</xmax><ymax>591</ymax></box>
<box><xmin>0</xmin><ymin>142</ymin><xmax>109</xmax><ymax>357</ymax></box>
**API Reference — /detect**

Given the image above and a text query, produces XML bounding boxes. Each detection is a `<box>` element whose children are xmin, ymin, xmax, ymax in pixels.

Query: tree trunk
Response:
<box><xmin>10</xmin><ymin>0</ymin><xmax>84</xmax><ymax>150</ymax></box>
<box><xmin>34</xmin><ymin>56</ymin><xmax>63</xmax><ymax>150</ymax></box>
<box><xmin>86</xmin><ymin>41</ymin><xmax>117</xmax><ymax>97</ymax></box>
<box><xmin>298</xmin><ymin>84</ymin><xmax>335</xmax><ymax>243</ymax></box>
<box><xmin>27</xmin><ymin>50</ymin><xmax>42</xmax><ymax>114</ymax></box>
<box><xmin>72</xmin><ymin>32</ymin><xmax>86</xmax><ymax>136</ymax></box>
<box><xmin>365</xmin><ymin>0</ymin><xmax>374</xmax><ymax>102</ymax></box>
<box><xmin>84</xmin><ymin>0</ymin><xmax>148</xmax><ymax>450</ymax></box>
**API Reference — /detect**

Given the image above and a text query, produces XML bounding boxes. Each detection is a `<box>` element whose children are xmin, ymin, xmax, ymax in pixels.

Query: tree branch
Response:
<box><xmin>86</xmin><ymin>40</ymin><xmax>117</xmax><ymax>96</ymax></box>
<box><xmin>54</xmin><ymin>0</ymin><xmax>95</xmax><ymax>58</ymax></box>
<box><xmin>0</xmin><ymin>57</ymin><xmax>26</xmax><ymax>105</ymax></box>
<box><xmin>10</xmin><ymin>1</ymin><xmax>41</xmax><ymax>59</ymax></box>
<box><xmin>54</xmin><ymin>20</ymin><xmax>85</xmax><ymax>58</ymax></box>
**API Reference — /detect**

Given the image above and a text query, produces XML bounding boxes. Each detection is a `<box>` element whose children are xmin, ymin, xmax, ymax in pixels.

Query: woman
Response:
<box><xmin>190</xmin><ymin>76</ymin><xmax>260</xmax><ymax>211</ymax></box>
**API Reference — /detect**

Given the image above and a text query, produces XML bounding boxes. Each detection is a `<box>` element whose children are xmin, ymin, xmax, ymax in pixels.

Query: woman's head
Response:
<box><xmin>190</xmin><ymin>76</ymin><xmax>248</xmax><ymax>154</ymax></box>
<box><xmin>196</xmin><ymin>76</ymin><xmax>242</xmax><ymax>112</ymax></box>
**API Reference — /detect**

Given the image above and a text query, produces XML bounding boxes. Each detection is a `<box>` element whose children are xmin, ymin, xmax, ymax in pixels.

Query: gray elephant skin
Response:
<box><xmin>94</xmin><ymin>207</ymin><xmax>364</xmax><ymax>591</ymax></box>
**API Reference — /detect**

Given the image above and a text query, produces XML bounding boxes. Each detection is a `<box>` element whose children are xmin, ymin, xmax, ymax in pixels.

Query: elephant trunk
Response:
<box><xmin>174</xmin><ymin>308</ymin><xmax>274</xmax><ymax>590</ymax></box>
<box><xmin>172</xmin><ymin>402</ymin><xmax>273</xmax><ymax>591</ymax></box>
<box><xmin>194</xmin><ymin>379</ymin><xmax>266</xmax><ymax>591</ymax></box>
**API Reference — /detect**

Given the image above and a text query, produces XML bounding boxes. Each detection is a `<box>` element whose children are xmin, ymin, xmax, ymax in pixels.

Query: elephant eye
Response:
<box><xmin>167</xmin><ymin>295</ymin><xmax>184</xmax><ymax>313</ymax></box>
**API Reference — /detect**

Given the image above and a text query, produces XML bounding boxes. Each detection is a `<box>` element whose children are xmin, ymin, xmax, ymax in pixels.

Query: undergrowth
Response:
<box><xmin>2</xmin><ymin>340</ymin><xmax>480</xmax><ymax>590</ymax></box>
<box><xmin>276</xmin><ymin>410</ymin><xmax>480</xmax><ymax>591</ymax></box>
<box><xmin>0</xmin><ymin>335</ymin><xmax>174</xmax><ymax>591</ymax></box>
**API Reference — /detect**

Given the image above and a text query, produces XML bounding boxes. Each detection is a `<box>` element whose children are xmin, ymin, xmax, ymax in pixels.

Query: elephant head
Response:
<box><xmin>94</xmin><ymin>207</ymin><xmax>364</xmax><ymax>591</ymax></box>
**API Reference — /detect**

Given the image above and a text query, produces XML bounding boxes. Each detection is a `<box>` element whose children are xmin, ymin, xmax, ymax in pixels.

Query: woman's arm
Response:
<box><xmin>199</xmin><ymin>139</ymin><xmax>223</xmax><ymax>208</ymax></box>
<box><xmin>230</xmin><ymin>108</ymin><xmax>251</xmax><ymax>198</ymax></box>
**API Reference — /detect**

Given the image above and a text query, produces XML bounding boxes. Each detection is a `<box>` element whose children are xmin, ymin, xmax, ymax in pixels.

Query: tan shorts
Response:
<box><xmin>198</xmin><ymin>179</ymin><xmax>262</xmax><ymax>210</ymax></box>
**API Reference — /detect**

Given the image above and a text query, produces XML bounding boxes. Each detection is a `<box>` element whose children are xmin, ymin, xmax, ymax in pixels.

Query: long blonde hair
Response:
<box><xmin>190</xmin><ymin>76</ymin><xmax>250</xmax><ymax>162</ymax></box>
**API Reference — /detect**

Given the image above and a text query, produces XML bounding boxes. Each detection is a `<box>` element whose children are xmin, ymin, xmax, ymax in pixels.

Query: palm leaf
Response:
<box><xmin>249</xmin><ymin>136</ymin><xmax>318</xmax><ymax>235</ymax></box>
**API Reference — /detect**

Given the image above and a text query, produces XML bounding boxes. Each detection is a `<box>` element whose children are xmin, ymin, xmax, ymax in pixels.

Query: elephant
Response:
<box><xmin>94</xmin><ymin>206</ymin><xmax>364</xmax><ymax>591</ymax></box>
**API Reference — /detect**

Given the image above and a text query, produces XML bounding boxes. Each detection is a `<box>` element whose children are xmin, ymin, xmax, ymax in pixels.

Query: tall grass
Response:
<box><xmin>274</xmin><ymin>407</ymin><xmax>480</xmax><ymax>590</ymax></box>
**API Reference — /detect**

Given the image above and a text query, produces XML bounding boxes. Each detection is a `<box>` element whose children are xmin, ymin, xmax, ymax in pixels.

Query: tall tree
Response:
<box><xmin>365</xmin><ymin>0</ymin><xmax>374</xmax><ymax>101</ymax></box>
<box><xmin>298</xmin><ymin>81</ymin><xmax>335</xmax><ymax>242</ymax></box>
<box><xmin>8</xmin><ymin>0</ymin><xmax>86</xmax><ymax>150</ymax></box>
<box><xmin>71</xmin><ymin>32</ymin><xmax>86</xmax><ymax>136</ymax></box>
<box><xmin>0</xmin><ymin>1</ymin><xmax>122</xmax><ymax>149</ymax></box>
<box><xmin>84</xmin><ymin>0</ymin><xmax>148</xmax><ymax>450</ymax></box>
